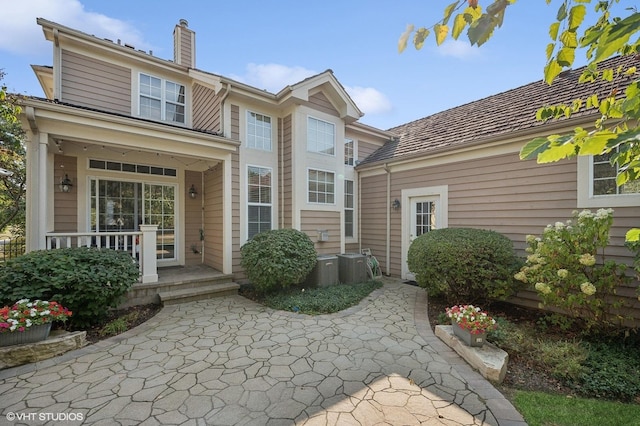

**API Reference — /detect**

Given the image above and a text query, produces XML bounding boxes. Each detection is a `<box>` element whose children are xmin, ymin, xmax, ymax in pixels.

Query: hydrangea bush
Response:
<box><xmin>515</xmin><ymin>209</ymin><xmax>631</xmax><ymax>330</ymax></box>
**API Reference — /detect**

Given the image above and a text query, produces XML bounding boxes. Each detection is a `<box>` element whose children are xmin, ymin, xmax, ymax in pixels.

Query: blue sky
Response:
<box><xmin>0</xmin><ymin>0</ymin><xmax>624</xmax><ymax>130</ymax></box>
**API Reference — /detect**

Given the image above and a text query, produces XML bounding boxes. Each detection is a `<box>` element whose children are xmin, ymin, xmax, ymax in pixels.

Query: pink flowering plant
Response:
<box><xmin>446</xmin><ymin>304</ymin><xmax>497</xmax><ymax>334</ymax></box>
<box><xmin>0</xmin><ymin>299</ymin><xmax>72</xmax><ymax>333</ymax></box>
<box><xmin>514</xmin><ymin>209</ymin><xmax>631</xmax><ymax>330</ymax></box>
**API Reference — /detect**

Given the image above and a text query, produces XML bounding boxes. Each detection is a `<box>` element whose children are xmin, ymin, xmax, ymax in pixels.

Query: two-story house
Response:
<box><xmin>19</xmin><ymin>18</ymin><xmax>639</xmax><ymax>321</ymax></box>
<box><xmin>20</xmin><ymin>18</ymin><xmax>391</xmax><ymax>294</ymax></box>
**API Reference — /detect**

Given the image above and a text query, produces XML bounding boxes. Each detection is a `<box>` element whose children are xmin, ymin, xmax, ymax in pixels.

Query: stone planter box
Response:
<box><xmin>452</xmin><ymin>322</ymin><xmax>486</xmax><ymax>347</ymax></box>
<box><xmin>0</xmin><ymin>323</ymin><xmax>52</xmax><ymax>347</ymax></box>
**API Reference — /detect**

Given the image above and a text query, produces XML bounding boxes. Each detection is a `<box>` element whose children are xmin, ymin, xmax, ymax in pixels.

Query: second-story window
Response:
<box><xmin>247</xmin><ymin>111</ymin><xmax>272</xmax><ymax>151</ymax></box>
<box><xmin>344</xmin><ymin>139</ymin><xmax>354</xmax><ymax>166</ymax></box>
<box><xmin>139</xmin><ymin>73</ymin><xmax>185</xmax><ymax>124</ymax></box>
<box><xmin>307</xmin><ymin>117</ymin><xmax>335</xmax><ymax>155</ymax></box>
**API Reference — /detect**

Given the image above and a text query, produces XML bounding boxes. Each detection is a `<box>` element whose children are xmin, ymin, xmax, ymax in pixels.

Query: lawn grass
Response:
<box><xmin>513</xmin><ymin>390</ymin><xmax>640</xmax><ymax>426</ymax></box>
<box><xmin>261</xmin><ymin>280</ymin><xmax>384</xmax><ymax>315</ymax></box>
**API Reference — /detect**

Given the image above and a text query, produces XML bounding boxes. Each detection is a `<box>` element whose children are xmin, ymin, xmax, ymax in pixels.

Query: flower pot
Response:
<box><xmin>452</xmin><ymin>322</ymin><xmax>485</xmax><ymax>347</ymax></box>
<box><xmin>0</xmin><ymin>323</ymin><xmax>52</xmax><ymax>347</ymax></box>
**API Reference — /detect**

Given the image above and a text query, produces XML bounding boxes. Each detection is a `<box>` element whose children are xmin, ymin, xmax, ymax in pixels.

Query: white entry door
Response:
<box><xmin>401</xmin><ymin>186</ymin><xmax>448</xmax><ymax>281</ymax></box>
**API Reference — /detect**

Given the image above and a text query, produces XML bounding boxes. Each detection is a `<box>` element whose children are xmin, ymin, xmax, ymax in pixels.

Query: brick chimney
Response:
<box><xmin>173</xmin><ymin>19</ymin><xmax>195</xmax><ymax>68</ymax></box>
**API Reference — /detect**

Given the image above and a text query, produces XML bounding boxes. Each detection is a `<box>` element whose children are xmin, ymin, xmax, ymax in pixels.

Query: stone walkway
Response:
<box><xmin>0</xmin><ymin>281</ymin><xmax>526</xmax><ymax>425</ymax></box>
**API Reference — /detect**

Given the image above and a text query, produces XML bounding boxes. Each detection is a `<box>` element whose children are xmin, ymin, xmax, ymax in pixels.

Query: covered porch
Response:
<box><xmin>21</xmin><ymin>99</ymin><xmax>240</xmax><ymax>284</ymax></box>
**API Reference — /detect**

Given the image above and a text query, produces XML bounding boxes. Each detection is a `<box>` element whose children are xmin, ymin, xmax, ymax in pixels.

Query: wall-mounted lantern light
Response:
<box><xmin>392</xmin><ymin>199</ymin><xmax>401</xmax><ymax>210</ymax></box>
<box><xmin>59</xmin><ymin>174</ymin><xmax>73</xmax><ymax>193</ymax></box>
<box><xmin>189</xmin><ymin>184</ymin><xmax>198</xmax><ymax>199</ymax></box>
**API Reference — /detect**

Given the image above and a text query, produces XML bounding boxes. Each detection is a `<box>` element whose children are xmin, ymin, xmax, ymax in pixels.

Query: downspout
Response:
<box><xmin>384</xmin><ymin>163</ymin><xmax>391</xmax><ymax>276</ymax></box>
<box><xmin>280</xmin><ymin>118</ymin><xmax>284</xmax><ymax>228</ymax></box>
<box><xmin>218</xmin><ymin>82</ymin><xmax>230</xmax><ymax>137</ymax></box>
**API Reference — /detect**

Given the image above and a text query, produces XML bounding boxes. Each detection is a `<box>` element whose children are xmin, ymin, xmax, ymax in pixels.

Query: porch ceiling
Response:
<box><xmin>21</xmin><ymin>99</ymin><xmax>239</xmax><ymax>169</ymax></box>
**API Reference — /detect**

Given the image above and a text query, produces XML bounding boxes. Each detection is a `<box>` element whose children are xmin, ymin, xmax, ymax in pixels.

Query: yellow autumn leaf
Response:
<box><xmin>434</xmin><ymin>24</ymin><xmax>449</xmax><ymax>46</ymax></box>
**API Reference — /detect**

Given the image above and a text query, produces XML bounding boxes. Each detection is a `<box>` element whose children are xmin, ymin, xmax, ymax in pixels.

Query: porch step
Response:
<box><xmin>159</xmin><ymin>282</ymin><xmax>240</xmax><ymax>305</ymax></box>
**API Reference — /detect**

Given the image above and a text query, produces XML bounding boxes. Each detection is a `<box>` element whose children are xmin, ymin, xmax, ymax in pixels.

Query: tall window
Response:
<box><xmin>344</xmin><ymin>180</ymin><xmax>354</xmax><ymax>238</ymax></box>
<box><xmin>593</xmin><ymin>151</ymin><xmax>640</xmax><ymax>196</ymax></box>
<box><xmin>307</xmin><ymin>117</ymin><xmax>335</xmax><ymax>155</ymax></box>
<box><xmin>308</xmin><ymin>169</ymin><xmax>335</xmax><ymax>204</ymax></box>
<box><xmin>247</xmin><ymin>166</ymin><xmax>272</xmax><ymax>238</ymax></box>
<box><xmin>344</xmin><ymin>139</ymin><xmax>354</xmax><ymax>166</ymax></box>
<box><xmin>139</xmin><ymin>73</ymin><xmax>185</xmax><ymax>124</ymax></box>
<box><xmin>247</xmin><ymin>111</ymin><xmax>272</xmax><ymax>151</ymax></box>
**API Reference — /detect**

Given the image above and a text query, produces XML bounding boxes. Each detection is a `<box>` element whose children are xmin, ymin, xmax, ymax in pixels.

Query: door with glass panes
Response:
<box><xmin>90</xmin><ymin>179</ymin><xmax>176</xmax><ymax>261</ymax></box>
<box><xmin>404</xmin><ymin>196</ymin><xmax>439</xmax><ymax>281</ymax></box>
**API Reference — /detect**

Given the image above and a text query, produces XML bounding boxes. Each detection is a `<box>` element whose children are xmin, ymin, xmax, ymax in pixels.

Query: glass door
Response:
<box><xmin>90</xmin><ymin>178</ymin><xmax>176</xmax><ymax>261</ymax></box>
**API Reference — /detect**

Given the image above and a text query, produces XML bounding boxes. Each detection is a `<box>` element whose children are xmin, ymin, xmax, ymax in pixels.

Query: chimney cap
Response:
<box><xmin>179</xmin><ymin>19</ymin><xmax>189</xmax><ymax>27</ymax></box>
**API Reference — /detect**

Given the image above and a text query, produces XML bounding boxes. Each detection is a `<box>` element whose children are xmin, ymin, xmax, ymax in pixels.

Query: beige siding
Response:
<box><xmin>61</xmin><ymin>50</ymin><xmax>130</xmax><ymax>114</ymax></box>
<box><xmin>345</xmin><ymin>243</ymin><xmax>360</xmax><ymax>253</ymax></box>
<box><xmin>359</xmin><ymin>173</ymin><xmax>389</xmax><ymax>273</ymax></box>
<box><xmin>362</xmin><ymin>151</ymin><xmax>640</xmax><ymax>321</ymax></box>
<box><xmin>231</xmin><ymin>105</ymin><xmax>243</xmax><ymax>279</ymax></box>
<box><xmin>301</xmin><ymin>210</ymin><xmax>341</xmax><ymax>255</ymax></box>
<box><xmin>184</xmin><ymin>170</ymin><xmax>203</xmax><ymax>266</ymax></box>
<box><xmin>278</xmin><ymin>115</ymin><xmax>293</xmax><ymax>228</ymax></box>
<box><xmin>203</xmin><ymin>166</ymin><xmax>224</xmax><ymax>271</ymax></box>
<box><xmin>193</xmin><ymin>84</ymin><xmax>220</xmax><ymax>132</ymax></box>
<box><xmin>309</xmin><ymin>92</ymin><xmax>339</xmax><ymax>117</ymax></box>
<box><xmin>53</xmin><ymin>155</ymin><xmax>77</xmax><ymax>232</ymax></box>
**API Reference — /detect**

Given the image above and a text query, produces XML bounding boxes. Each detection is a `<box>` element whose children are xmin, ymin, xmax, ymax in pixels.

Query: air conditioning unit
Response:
<box><xmin>337</xmin><ymin>253</ymin><xmax>367</xmax><ymax>284</ymax></box>
<box><xmin>304</xmin><ymin>255</ymin><xmax>339</xmax><ymax>287</ymax></box>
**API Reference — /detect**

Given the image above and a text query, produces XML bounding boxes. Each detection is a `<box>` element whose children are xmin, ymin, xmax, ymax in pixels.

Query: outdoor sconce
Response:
<box><xmin>59</xmin><ymin>174</ymin><xmax>73</xmax><ymax>193</ymax></box>
<box><xmin>189</xmin><ymin>184</ymin><xmax>198</xmax><ymax>199</ymax></box>
<box><xmin>392</xmin><ymin>199</ymin><xmax>401</xmax><ymax>210</ymax></box>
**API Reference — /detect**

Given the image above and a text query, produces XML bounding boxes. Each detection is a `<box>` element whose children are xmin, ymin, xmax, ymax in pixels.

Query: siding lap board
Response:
<box><xmin>61</xmin><ymin>50</ymin><xmax>131</xmax><ymax>114</ymax></box>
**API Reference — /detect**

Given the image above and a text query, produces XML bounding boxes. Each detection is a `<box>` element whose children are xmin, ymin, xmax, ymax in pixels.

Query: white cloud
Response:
<box><xmin>230</xmin><ymin>63</ymin><xmax>317</xmax><ymax>93</ymax></box>
<box><xmin>345</xmin><ymin>86</ymin><xmax>392</xmax><ymax>116</ymax></box>
<box><xmin>436</xmin><ymin>39</ymin><xmax>481</xmax><ymax>59</ymax></box>
<box><xmin>0</xmin><ymin>0</ymin><xmax>151</xmax><ymax>56</ymax></box>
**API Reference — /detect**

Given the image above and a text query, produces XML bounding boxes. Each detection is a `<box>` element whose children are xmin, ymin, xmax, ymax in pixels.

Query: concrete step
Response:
<box><xmin>159</xmin><ymin>282</ymin><xmax>240</xmax><ymax>305</ymax></box>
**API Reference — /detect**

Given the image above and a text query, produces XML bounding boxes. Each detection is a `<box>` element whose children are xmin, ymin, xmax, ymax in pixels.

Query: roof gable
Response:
<box><xmin>277</xmin><ymin>70</ymin><xmax>363</xmax><ymax>123</ymax></box>
<box><xmin>361</xmin><ymin>55</ymin><xmax>638</xmax><ymax>166</ymax></box>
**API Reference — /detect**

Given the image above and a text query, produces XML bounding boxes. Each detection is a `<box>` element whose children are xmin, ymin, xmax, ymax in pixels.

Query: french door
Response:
<box><xmin>404</xmin><ymin>195</ymin><xmax>441</xmax><ymax>281</ymax></box>
<box><xmin>90</xmin><ymin>178</ymin><xmax>176</xmax><ymax>261</ymax></box>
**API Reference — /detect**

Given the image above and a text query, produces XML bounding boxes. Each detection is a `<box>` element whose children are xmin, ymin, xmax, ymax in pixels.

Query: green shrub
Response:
<box><xmin>240</xmin><ymin>228</ymin><xmax>317</xmax><ymax>294</ymax></box>
<box><xmin>0</xmin><ymin>247</ymin><xmax>140</xmax><ymax>327</ymax></box>
<box><xmin>407</xmin><ymin>228</ymin><xmax>522</xmax><ymax>305</ymax></box>
<box><xmin>575</xmin><ymin>337</ymin><xmax>640</xmax><ymax>402</ymax></box>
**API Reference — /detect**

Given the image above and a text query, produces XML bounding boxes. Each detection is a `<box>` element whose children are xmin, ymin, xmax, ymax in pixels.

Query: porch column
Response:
<box><xmin>140</xmin><ymin>224</ymin><xmax>158</xmax><ymax>283</ymax></box>
<box><xmin>28</xmin><ymin>132</ymin><xmax>50</xmax><ymax>250</ymax></box>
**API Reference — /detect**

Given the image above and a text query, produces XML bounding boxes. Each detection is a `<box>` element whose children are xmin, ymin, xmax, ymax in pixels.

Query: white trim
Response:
<box><xmin>246</xmin><ymin>110</ymin><xmax>273</xmax><ymax>152</ymax></box>
<box><xmin>307</xmin><ymin>115</ymin><xmax>336</xmax><ymax>156</ymax></box>
<box><xmin>137</xmin><ymin>72</ymin><xmax>186</xmax><ymax>125</ymax></box>
<box><xmin>306</xmin><ymin>167</ymin><xmax>336</xmax><ymax>206</ymax></box>
<box><xmin>577</xmin><ymin>156</ymin><xmax>640</xmax><ymax>208</ymax></box>
<box><xmin>400</xmin><ymin>185</ymin><xmax>448</xmax><ymax>280</ymax></box>
<box><xmin>245</xmin><ymin>164</ymin><xmax>274</xmax><ymax>240</ymax></box>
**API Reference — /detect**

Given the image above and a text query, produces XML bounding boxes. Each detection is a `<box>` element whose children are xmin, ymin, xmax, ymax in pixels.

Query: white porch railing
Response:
<box><xmin>45</xmin><ymin>225</ymin><xmax>158</xmax><ymax>283</ymax></box>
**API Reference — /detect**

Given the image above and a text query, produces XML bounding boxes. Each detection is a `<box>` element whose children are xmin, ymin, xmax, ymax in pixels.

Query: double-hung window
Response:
<box><xmin>344</xmin><ymin>180</ymin><xmax>354</xmax><ymax>238</ymax></box>
<box><xmin>139</xmin><ymin>73</ymin><xmax>185</xmax><ymax>124</ymax></box>
<box><xmin>344</xmin><ymin>139</ymin><xmax>354</xmax><ymax>166</ymax></box>
<box><xmin>247</xmin><ymin>166</ymin><xmax>272</xmax><ymax>239</ymax></box>
<box><xmin>593</xmin><ymin>151</ymin><xmax>640</xmax><ymax>196</ymax></box>
<box><xmin>247</xmin><ymin>111</ymin><xmax>272</xmax><ymax>151</ymax></box>
<box><xmin>308</xmin><ymin>169</ymin><xmax>335</xmax><ymax>204</ymax></box>
<box><xmin>307</xmin><ymin>117</ymin><xmax>335</xmax><ymax>155</ymax></box>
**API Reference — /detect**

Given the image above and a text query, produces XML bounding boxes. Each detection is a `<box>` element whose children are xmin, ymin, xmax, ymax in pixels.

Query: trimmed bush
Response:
<box><xmin>240</xmin><ymin>228</ymin><xmax>317</xmax><ymax>294</ymax></box>
<box><xmin>407</xmin><ymin>227</ymin><xmax>522</xmax><ymax>305</ymax></box>
<box><xmin>0</xmin><ymin>247</ymin><xmax>140</xmax><ymax>327</ymax></box>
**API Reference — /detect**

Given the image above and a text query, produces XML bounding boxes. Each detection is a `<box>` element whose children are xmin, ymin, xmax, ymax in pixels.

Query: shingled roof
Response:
<box><xmin>360</xmin><ymin>55</ymin><xmax>638</xmax><ymax>166</ymax></box>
